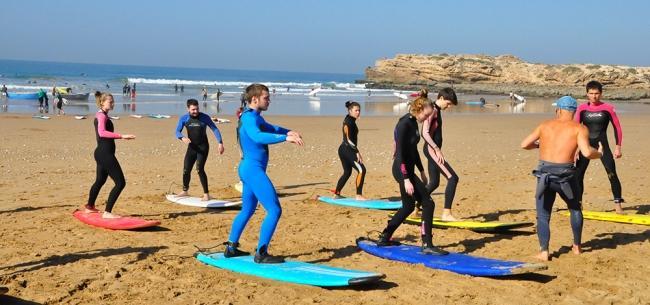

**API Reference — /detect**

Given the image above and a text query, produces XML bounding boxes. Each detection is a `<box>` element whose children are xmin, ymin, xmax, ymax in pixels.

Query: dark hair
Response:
<box><xmin>186</xmin><ymin>98</ymin><xmax>199</xmax><ymax>107</ymax></box>
<box><xmin>586</xmin><ymin>80</ymin><xmax>603</xmax><ymax>92</ymax></box>
<box><xmin>345</xmin><ymin>100</ymin><xmax>360</xmax><ymax>110</ymax></box>
<box><xmin>245</xmin><ymin>83</ymin><xmax>269</xmax><ymax>103</ymax></box>
<box><xmin>437</xmin><ymin>87</ymin><xmax>458</xmax><ymax>105</ymax></box>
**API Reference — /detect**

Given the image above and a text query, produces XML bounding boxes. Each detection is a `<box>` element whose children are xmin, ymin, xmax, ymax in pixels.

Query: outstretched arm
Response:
<box><xmin>243</xmin><ymin>115</ymin><xmax>287</xmax><ymax>144</ymax></box>
<box><xmin>261</xmin><ymin>121</ymin><xmax>290</xmax><ymax>135</ymax></box>
<box><xmin>96</xmin><ymin>112</ymin><xmax>122</xmax><ymax>139</ymax></box>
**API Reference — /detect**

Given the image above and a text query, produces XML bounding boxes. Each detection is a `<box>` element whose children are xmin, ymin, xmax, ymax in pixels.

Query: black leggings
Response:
<box><xmin>383</xmin><ymin>163</ymin><xmax>435</xmax><ymax>246</ymax></box>
<box><xmin>183</xmin><ymin>144</ymin><xmax>209</xmax><ymax>193</ymax></box>
<box><xmin>575</xmin><ymin>139</ymin><xmax>622</xmax><ymax>202</ymax></box>
<box><xmin>424</xmin><ymin>148</ymin><xmax>459</xmax><ymax>209</ymax></box>
<box><xmin>88</xmin><ymin>150</ymin><xmax>126</xmax><ymax>213</ymax></box>
<box><xmin>335</xmin><ymin>145</ymin><xmax>366</xmax><ymax>195</ymax></box>
<box><xmin>536</xmin><ymin>178</ymin><xmax>583</xmax><ymax>251</ymax></box>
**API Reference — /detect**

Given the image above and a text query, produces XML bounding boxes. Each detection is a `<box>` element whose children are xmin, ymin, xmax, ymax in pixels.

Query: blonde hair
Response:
<box><xmin>95</xmin><ymin>91</ymin><xmax>114</xmax><ymax>108</ymax></box>
<box><xmin>409</xmin><ymin>88</ymin><xmax>433</xmax><ymax>115</ymax></box>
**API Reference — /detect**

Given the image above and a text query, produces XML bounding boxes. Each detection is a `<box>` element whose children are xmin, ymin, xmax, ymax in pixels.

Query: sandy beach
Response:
<box><xmin>0</xmin><ymin>112</ymin><xmax>648</xmax><ymax>305</ymax></box>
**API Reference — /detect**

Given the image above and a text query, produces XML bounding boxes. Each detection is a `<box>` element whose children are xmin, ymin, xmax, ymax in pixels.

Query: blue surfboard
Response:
<box><xmin>357</xmin><ymin>239</ymin><xmax>546</xmax><ymax>277</ymax></box>
<box><xmin>317</xmin><ymin>196</ymin><xmax>402</xmax><ymax>210</ymax></box>
<box><xmin>196</xmin><ymin>252</ymin><xmax>385</xmax><ymax>286</ymax></box>
<box><xmin>465</xmin><ymin>101</ymin><xmax>484</xmax><ymax>105</ymax></box>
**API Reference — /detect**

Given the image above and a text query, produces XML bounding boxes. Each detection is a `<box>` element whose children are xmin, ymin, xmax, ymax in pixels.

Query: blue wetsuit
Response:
<box><xmin>228</xmin><ymin>109</ymin><xmax>289</xmax><ymax>254</ymax></box>
<box><xmin>175</xmin><ymin>112</ymin><xmax>222</xmax><ymax>193</ymax></box>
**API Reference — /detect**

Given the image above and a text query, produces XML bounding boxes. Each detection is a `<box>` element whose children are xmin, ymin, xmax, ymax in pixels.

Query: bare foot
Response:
<box><xmin>614</xmin><ymin>203</ymin><xmax>624</xmax><ymax>215</ymax></box>
<box><xmin>572</xmin><ymin>244</ymin><xmax>582</xmax><ymax>255</ymax></box>
<box><xmin>102</xmin><ymin>212</ymin><xmax>122</xmax><ymax>219</ymax></box>
<box><xmin>355</xmin><ymin>195</ymin><xmax>368</xmax><ymax>201</ymax></box>
<box><xmin>441</xmin><ymin>209</ymin><xmax>460</xmax><ymax>221</ymax></box>
<box><xmin>176</xmin><ymin>191</ymin><xmax>189</xmax><ymax>197</ymax></box>
<box><xmin>533</xmin><ymin>251</ymin><xmax>550</xmax><ymax>261</ymax></box>
<box><xmin>82</xmin><ymin>205</ymin><xmax>100</xmax><ymax>213</ymax></box>
<box><xmin>201</xmin><ymin>194</ymin><xmax>213</xmax><ymax>201</ymax></box>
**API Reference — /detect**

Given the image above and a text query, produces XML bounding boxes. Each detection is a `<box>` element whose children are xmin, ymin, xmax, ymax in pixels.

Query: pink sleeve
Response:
<box><xmin>421</xmin><ymin>110</ymin><xmax>437</xmax><ymax>148</ymax></box>
<box><xmin>607</xmin><ymin>105</ymin><xmax>623</xmax><ymax>146</ymax></box>
<box><xmin>574</xmin><ymin>104</ymin><xmax>585</xmax><ymax>123</ymax></box>
<box><xmin>96</xmin><ymin>112</ymin><xmax>122</xmax><ymax>139</ymax></box>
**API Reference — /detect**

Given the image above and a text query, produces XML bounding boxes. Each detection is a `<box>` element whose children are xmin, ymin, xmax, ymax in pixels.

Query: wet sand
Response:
<box><xmin>0</xmin><ymin>112</ymin><xmax>648</xmax><ymax>304</ymax></box>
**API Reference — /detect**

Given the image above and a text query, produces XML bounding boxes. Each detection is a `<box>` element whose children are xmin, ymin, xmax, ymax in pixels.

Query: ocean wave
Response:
<box><xmin>127</xmin><ymin>77</ymin><xmax>367</xmax><ymax>90</ymax></box>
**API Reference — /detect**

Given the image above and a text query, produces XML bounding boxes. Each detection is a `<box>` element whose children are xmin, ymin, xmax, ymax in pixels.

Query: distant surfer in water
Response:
<box><xmin>378</xmin><ymin>89</ymin><xmax>449</xmax><ymax>255</ymax></box>
<box><xmin>224</xmin><ymin>83</ymin><xmax>304</xmax><ymax>263</ymax></box>
<box><xmin>333</xmin><ymin>101</ymin><xmax>367</xmax><ymax>200</ymax></box>
<box><xmin>83</xmin><ymin>92</ymin><xmax>136</xmax><ymax>218</ymax></box>
<box><xmin>174</xmin><ymin>99</ymin><xmax>224</xmax><ymax>201</ymax></box>
<box><xmin>521</xmin><ymin>96</ymin><xmax>602</xmax><ymax>261</ymax></box>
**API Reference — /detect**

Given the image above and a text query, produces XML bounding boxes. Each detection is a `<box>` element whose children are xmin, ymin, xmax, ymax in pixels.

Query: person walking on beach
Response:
<box><xmin>1</xmin><ymin>84</ymin><xmax>7</xmax><ymax>97</ymax></box>
<box><xmin>224</xmin><ymin>83</ymin><xmax>304</xmax><ymax>263</ymax></box>
<box><xmin>377</xmin><ymin>89</ymin><xmax>448</xmax><ymax>255</ymax></box>
<box><xmin>202</xmin><ymin>87</ymin><xmax>208</xmax><ymax>101</ymax></box>
<box><xmin>55</xmin><ymin>92</ymin><xmax>65</xmax><ymax>115</ymax></box>
<box><xmin>422</xmin><ymin>87</ymin><xmax>460</xmax><ymax>221</ymax></box>
<box><xmin>37</xmin><ymin>89</ymin><xmax>46</xmax><ymax>113</ymax></box>
<box><xmin>521</xmin><ymin>96</ymin><xmax>602</xmax><ymax>261</ymax></box>
<box><xmin>174</xmin><ymin>99</ymin><xmax>224</xmax><ymax>201</ymax></box>
<box><xmin>180</xmin><ymin>84</ymin><xmax>184</xmax><ymax>93</ymax></box>
<box><xmin>574</xmin><ymin>81</ymin><xmax>625</xmax><ymax>213</ymax></box>
<box><xmin>83</xmin><ymin>91</ymin><xmax>136</xmax><ymax>219</ymax></box>
<box><xmin>333</xmin><ymin>100</ymin><xmax>367</xmax><ymax>200</ymax></box>
<box><xmin>175</xmin><ymin>84</ymin><xmax>179</xmax><ymax>93</ymax></box>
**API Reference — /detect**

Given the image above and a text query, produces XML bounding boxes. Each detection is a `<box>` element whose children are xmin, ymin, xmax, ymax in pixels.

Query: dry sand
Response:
<box><xmin>0</xmin><ymin>112</ymin><xmax>648</xmax><ymax>305</ymax></box>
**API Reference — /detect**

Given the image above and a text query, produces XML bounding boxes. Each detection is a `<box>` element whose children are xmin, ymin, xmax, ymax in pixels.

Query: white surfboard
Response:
<box><xmin>74</xmin><ymin>115</ymin><xmax>87</xmax><ymax>120</ymax></box>
<box><xmin>393</xmin><ymin>92</ymin><xmax>408</xmax><ymax>100</ymax></box>
<box><xmin>130</xmin><ymin>114</ymin><xmax>143</xmax><ymax>119</ymax></box>
<box><xmin>165</xmin><ymin>194</ymin><xmax>241</xmax><ymax>208</ymax></box>
<box><xmin>307</xmin><ymin>88</ymin><xmax>322</xmax><ymax>96</ymax></box>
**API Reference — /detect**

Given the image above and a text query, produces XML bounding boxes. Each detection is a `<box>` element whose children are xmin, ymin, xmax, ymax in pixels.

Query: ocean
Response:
<box><xmin>1</xmin><ymin>59</ymin><xmax>648</xmax><ymax>116</ymax></box>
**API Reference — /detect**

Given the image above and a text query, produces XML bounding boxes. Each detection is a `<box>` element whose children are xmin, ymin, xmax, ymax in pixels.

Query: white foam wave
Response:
<box><xmin>127</xmin><ymin>77</ymin><xmax>368</xmax><ymax>90</ymax></box>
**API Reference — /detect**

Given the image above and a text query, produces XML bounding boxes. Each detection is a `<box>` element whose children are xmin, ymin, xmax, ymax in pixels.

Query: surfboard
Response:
<box><xmin>74</xmin><ymin>115</ymin><xmax>86</xmax><ymax>120</ymax></box>
<box><xmin>196</xmin><ymin>252</ymin><xmax>384</xmax><ymax>286</ymax></box>
<box><xmin>148</xmin><ymin>114</ymin><xmax>171</xmax><ymax>119</ymax></box>
<box><xmin>72</xmin><ymin>210</ymin><xmax>160</xmax><ymax>230</ymax></box>
<box><xmin>390</xmin><ymin>213</ymin><xmax>534</xmax><ymax>232</ymax></box>
<box><xmin>165</xmin><ymin>194</ymin><xmax>241</xmax><ymax>208</ymax></box>
<box><xmin>465</xmin><ymin>101</ymin><xmax>485</xmax><ymax>105</ymax></box>
<box><xmin>307</xmin><ymin>88</ymin><xmax>322</xmax><ymax>96</ymax></box>
<box><xmin>32</xmin><ymin>115</ymin><xmax>50</xmax><ymax>120</ymax></box>
<box><xmin>109</xmin><ymin>116</ymin><xmax>120</xmax><ymax>120</ymax></box>
<box><xmin>130</xmin><ymin>114</ymin><xmax>143</xmax><ymax>119</ymax></box>
<box><xmin>356</xmin><ymin>238</ymin><xmax>546</xmax><ymax>277</ymax></box>
<box><xmin>211</xmin><ymin>117</ymin><xmax>231</xmax><ymax>124</ymax></box>
<box><xmin>562</xmin><ymin>210</ymin><xmax>649</xmax><ymax>226</ymax></box>
<box><xmin>318</xmin><ymin>196</ymin><xmax>402</xmax><ymax>210</ymax></box>
<box><xmin>393</xmin><ymin>92</ymin><xmax>408</xmax><ymax>100</ymax></box>
<box><xmin>233</xmin><ymin>182</ymin><xmax>243</xmax><ymax>193</ymax></box>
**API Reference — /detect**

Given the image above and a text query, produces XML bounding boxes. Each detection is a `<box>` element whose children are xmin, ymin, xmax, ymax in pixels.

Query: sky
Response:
<box><xmin>1</xmin><ymin>0</ymin><xmax>649</xmax><ymax>74</ymax></box>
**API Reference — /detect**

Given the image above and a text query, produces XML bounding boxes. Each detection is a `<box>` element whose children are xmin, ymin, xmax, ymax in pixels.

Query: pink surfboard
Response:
<box><xmin>73</xmin><ymin>210</ymin><xmax>160</xmax><ymax>230</ymax></box>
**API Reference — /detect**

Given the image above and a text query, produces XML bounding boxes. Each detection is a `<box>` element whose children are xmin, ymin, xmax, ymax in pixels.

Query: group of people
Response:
<box><xmin>174</xmin><ymin>84</ymin><xmax>185</xmax><ymax>93</ymax></box>
<box><xmin>81</xmin><ymin>81</ymin><xmax>624</xmax><ymax>263</ymax></box>
<box><xmin>122</xmin><ymin>83</ymin><xmax>136</xmax><ymax>98</ymax></box>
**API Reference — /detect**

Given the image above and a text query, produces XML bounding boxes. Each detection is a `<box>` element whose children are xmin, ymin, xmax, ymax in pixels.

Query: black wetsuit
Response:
<box><xmin>422</xmin><ymin>103</ymin><xmax>459</xmax><ymax>209</ymax></box>
<box><xmin>175</xmin><ymin>112</ymin><xmax>222</xmax><ymax>193</ymax></box>
<box><xmin>382</xmin><ymin>114</ymin><xmax>435</xmax><ymax>247</ymax></box>
<box><xmin>87</xmin><ymin>111</ymin><xmax>125</xmax><ymax>212</ymax></box>
<box><xmin>335</xmin><ymin>115</ymin><xmax>366</xmax><ymax>196</ymax></box>
<box><xmin>574</xmin><ymin>102</ymin><xmax>623</xmax><ymax>202</ymax></box>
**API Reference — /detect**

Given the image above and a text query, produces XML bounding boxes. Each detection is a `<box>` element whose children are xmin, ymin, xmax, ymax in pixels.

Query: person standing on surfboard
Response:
<box><xmin>83</xmin><ymin>92</ymin><xmax>136</xmax><ymax>218</ymax></box>
<box><xmin>333</xmin><ymin>100</ymin><xmax>367</xmax><ymax>200</ymax></box>
<box><xmin>421</xmin><ymin>87</ymin><xmax>460</xmax><ymax>221</ymax></box>
<box><xmin>574</xmin><ymin>80</ymin><xmax>625</xmax><ymax>214</ymax></box>
<box><xmin>175</xmin><ymin>98</ymin><xmax>224</xmax><ymax>201</ymax></box>
<box><xmin>521</xmin><ymin>96</ymin><xmax>602</xmax><ymax>261</ymax></box>
<box><xmin>378</xmin><ymin>89</ymin><xmax>448</xmax><ymax>255</ymax></box>
<box><xmin>224</xmin><ymin>83</ymin><xmax>304</xmax><ymax>263</ymax></box>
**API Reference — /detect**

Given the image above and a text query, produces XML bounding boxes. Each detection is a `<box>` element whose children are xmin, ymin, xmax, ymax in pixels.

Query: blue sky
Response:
<box><xmin>1</xmin><ymin>0</ymin><xmax>649</xmax><ymax>73</ymax></box>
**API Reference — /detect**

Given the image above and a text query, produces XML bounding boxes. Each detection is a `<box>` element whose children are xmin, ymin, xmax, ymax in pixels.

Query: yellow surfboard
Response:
<box><xmin>562</xmin><ymin>210</ymin><xmax>650</xmax><ymax>226</ymax></box>
<box><xmin>389</xmin><ymin>213</ymin><xmax>533</xmax><ymax>232</ymax></box>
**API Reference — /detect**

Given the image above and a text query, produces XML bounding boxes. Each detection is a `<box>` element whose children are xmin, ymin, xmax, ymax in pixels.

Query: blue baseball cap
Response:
<box><xmin>555</xmin><ymin>96</ymin><xmax>577</xmax><ymax>111</ymax></box>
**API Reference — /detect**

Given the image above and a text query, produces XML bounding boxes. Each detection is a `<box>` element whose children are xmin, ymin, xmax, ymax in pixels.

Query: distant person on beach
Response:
<box><xmin>122</xmin><ymin>84</ymin><xmax>128</xmax><ymax>96</ymax></box>
<box><xmin>175</xmin><ymin>84</ymin><xmax>179</xmax><ymax>93</ymax></box>
<box><xmin>1</xmin><ymin>84</ymin><xmax>7</xmax><ymax>97</ymax></box>
<box><xmin>131</xmin><ymin>84</ymin><xmax>136</xmax><ymax>99</ymax></box>
<box><xmin>333</xmin><ymin>101</ymin><xmax>367</xmax><ymax>200</ymax></box>
<box><xmin>55</xmin><ymin>92</ymin><xmax>65</xmax><ymax>115</ymax></box>
<box><xmin>422</xmin><ymin>87</ymin><xmax>460</xmax><ymax>221</ymax></box>
<box><xmin>37</xmin><ymin>89</ymin><xmax>46</xmax><ymax>113</ymax></box>
<box><xmin>376</xmin><ymin>89</ymin><xmax>449</xmax><ymax>255</ymax></box>
<box><xmin>106</xmin><ymin>83</ymin><xmax>110</xmax><ymax>89</ymax></box>
<box><xmin>224</xmin><ymin>83</ymin><xmax>304</xmax><ymax>263</ymax></box>
<box><xmin>202</xmin><ymin>87</ymin><xmax>208</xmax><ymax>101</ymax></box>
<box><xmin>574</xmin><ymin>80</ymin><xmax>625</xmax><ymax>213</ymax></box>
<box><xmin>83</xmin><ymin>91</ymin><xmax>136</xmax><ymax>219</ymax></box>
<box><xmin>180</xmin><ymin>84</ymin><xmax>184</xmax><ymax>93</ymax></box>
<box><xmin>510</xmin><ymin>92</ymin><xmax>526</xmax><ymax>103</ymax></box>
<box><xmin>126</xmin><ymin>84</ymin><xmax>131</xmax><ymax>96</ymax></box>
<box><xmin>174</xmin><ymin>98</ymin><xmax>224</xmax><ymax>201</ymax></box>
<box><xmin>521</xmin><ymin>96</ymin><xmax>602</xmax><ymax>261</ymax></box>
<box><xmin>217</xmin><ymin>88</ymin><xmax>222</xmax><ymax>101</ymax></box>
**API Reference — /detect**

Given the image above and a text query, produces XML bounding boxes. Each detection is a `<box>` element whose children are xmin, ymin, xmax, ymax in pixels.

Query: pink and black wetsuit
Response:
<box><xmin>87</xmin><ymin>110</ymin><xmax>125</xmax><ymax>212</ymax></box>
<box><xmin>574</xmin><ymin>101</ymin><xmax>623</xmax><ymax>202</ymax></box>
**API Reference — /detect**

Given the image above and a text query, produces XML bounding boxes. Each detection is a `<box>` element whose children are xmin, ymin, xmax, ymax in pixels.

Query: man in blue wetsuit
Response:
<box><xmin>224</xmin><ymin>83</ymin><xmax>304</xmax><ymax>264</ymax></box>
<box><xmin>175</xmin><ymin>99</ymin><xmax>224</xmax><ymax>201</ymax></box>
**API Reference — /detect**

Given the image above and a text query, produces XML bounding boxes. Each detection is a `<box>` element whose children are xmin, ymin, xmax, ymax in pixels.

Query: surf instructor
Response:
<box><xmin>83</xmin><ymin>92</ymin><xmax>136</xmax><ymax>218</ymax></box>
<box><xmin>521</xmin><ymin>96</ymin><xmax>602</xmax><ymax>261</ymax></box>
<box><xmin>224</xmin><ymin>83</ymin><xmax>304</xmax><ymax>263</ymax></box>
<box><xmin>175</xmin><ymin>98</ymin><xmax>224</xmax><ymax>201</ymax></box>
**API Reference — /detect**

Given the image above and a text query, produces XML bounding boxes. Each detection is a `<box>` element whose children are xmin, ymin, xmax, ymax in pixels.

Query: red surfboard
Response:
<box><xmin>73</xmin><ymin>210</ymin><xmax>160</xmax><ymax>230</ymax></box>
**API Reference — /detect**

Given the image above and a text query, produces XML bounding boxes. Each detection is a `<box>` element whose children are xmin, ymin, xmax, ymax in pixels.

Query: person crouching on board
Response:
<box><xmin>174</xmin><ymin>99</ymin><xmax>224</xmax><ymax>201</ymax></box>
<box><xmin>83</xmin><ymin>92</ymin><xmax>136</xmax><ymax>218</ymax></box>
<box><xmin>224</xmin><ymin>83</ymin><xmax>304</xmax><ymax>263</ymax></box>
<box><xmin>520</xmin><ymin>96</ymin><xmax>603</xmax><ymax>261</ymax></box>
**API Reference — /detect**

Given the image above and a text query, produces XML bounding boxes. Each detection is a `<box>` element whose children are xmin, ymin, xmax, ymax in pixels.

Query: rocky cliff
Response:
<box><xmin>364</xmin><ymin>54</ymin><xmax>650</xmax><ymax>99</ymax></box>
